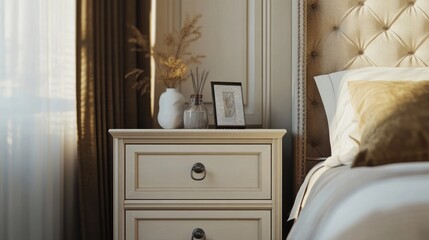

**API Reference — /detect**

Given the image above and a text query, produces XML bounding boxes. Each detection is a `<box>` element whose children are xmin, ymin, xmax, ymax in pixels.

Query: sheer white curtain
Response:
<box><xmin>0</xmin><ymin>0</ymin><xmax>77</xmax><ymax>239</ymax></box>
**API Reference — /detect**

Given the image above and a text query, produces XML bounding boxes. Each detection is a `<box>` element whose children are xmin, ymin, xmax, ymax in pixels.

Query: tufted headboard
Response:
<box><xmin>293</xmin><ymin>0</ymin><xmax>429</xmax><ymax>192</ymax></box>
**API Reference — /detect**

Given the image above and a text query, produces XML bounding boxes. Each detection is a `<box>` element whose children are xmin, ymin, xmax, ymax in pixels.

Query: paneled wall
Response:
<box><xmin>155</xmin><ymin>0</ymin><xmax>268</xmax><ymax>127</ymax></box>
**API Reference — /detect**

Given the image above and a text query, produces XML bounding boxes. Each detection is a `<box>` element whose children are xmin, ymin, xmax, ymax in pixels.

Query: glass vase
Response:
<box><xmin>184</xmin><ymin>94</ymin><xmax>209</xmax><ymax>129</ymax></box>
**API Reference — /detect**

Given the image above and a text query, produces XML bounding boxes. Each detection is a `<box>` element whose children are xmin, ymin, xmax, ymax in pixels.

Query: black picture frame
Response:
<box><xmin>211</xmin><ymin>81</ymin><xmax>246</xmax><ymax>129</ymax></box>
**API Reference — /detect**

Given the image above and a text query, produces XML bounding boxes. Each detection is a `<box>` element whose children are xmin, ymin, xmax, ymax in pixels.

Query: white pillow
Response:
<box><xmin>314</xmin><ymin>70</ymin><xmax>347</xmax><ymax>127</ymax></box>
<box><xmin>317</xmin><ymin>67</ymin><xmax>429</xmax><ymax>167</ymax></box>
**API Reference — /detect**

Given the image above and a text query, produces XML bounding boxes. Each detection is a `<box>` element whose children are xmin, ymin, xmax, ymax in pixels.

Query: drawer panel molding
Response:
<box><xmin>125</xmin><ymin>144</ymin><xmax>271</xmax><ymax>200</ymax></box>
<box><xmin>125</xmin><ymin>210</ymin><xmax>271</xmax><ymax>240</ymax></box>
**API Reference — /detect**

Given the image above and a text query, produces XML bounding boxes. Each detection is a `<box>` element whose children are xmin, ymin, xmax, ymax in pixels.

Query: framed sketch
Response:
<box><xmin>211</xmin><ymin>82</ymin><xmax>246</xmax><ymax>128</ymax></box>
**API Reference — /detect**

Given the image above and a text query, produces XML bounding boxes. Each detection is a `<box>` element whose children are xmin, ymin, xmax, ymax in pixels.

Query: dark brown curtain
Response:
<box><xmin>76</xmin><ymin>0</ymin><xmax>152</xmax><ymax>239</ymax></box>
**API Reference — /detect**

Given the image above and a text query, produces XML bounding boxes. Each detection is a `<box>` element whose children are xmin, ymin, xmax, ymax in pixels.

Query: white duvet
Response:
<box><xmin>287</xmin><ymin>162</ymin><xmax>429</xmax><ymax>240</ymax></box>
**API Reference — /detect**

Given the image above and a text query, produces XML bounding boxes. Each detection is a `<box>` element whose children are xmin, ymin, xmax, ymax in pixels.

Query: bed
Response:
<box><xmin>289</xmin><ymin>0</ymin><xmax>429</xmax><ymax>239</ymax></box>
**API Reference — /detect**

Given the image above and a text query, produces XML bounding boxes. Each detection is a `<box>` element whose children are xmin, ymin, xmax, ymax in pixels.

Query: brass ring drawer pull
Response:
<box><xmin>191</xmin><ymin>228</ymin><xmax>206</xmax><ymax>240</ymax></box>
<box><xmin>190</xmin><ymin>163</ymin><xmax>206</xmax><ymax>181</ymax></box>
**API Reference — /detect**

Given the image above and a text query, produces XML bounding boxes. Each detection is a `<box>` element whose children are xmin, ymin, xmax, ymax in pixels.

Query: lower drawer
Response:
<box><xmin>125</xmin><ymin>210</ymin><xmax>271</xmax><ymax>240</ymax></box>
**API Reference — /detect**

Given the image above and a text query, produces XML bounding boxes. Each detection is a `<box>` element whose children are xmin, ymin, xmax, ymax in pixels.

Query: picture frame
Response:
<box><xmin>211</xmin><ymin>82</ymin><xmax>246</xmax><ymax>128</ymax></box>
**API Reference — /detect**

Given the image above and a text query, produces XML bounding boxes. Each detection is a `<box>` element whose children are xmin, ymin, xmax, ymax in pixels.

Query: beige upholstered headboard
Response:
<box><xmin>293</xmin><ymin>0</ymin><xmax>429</xmax><ymax>192</ymax></box>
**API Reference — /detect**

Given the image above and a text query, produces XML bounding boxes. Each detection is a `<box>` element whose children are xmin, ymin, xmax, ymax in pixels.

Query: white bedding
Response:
<box><xmin>288</xmin><ymin>163</ymin><xmax>327</xmax><ymax>220</ymax></box>
<box><xmin>290</xmin><ymin>67</ymin><xmax>429</xmax><ymax>238</ymax></box>
<box><xmin>287</xmin><ymin>162</ymin><xmax>429</xmax><ymax>240</ymax></box>
<box><xmin>319</xmin><ymin>173</ymin><xmax>429</xmax><ymax>240</ymax></box>
<box><xmin>314</xmin><ymin>67</ymin><xmax>429</xmax><ymax>167</ymax></box>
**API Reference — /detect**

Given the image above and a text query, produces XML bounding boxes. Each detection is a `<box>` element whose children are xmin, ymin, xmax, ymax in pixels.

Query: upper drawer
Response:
<box><xmin>125</xmin><ymin>144</ymin><xmax>271</xmax><ymax>200</ymax></box>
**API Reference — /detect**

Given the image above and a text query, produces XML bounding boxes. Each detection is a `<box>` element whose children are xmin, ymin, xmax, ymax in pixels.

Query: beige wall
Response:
<box><xmin>271</xmin><ymin>0</ymin><xmax>292</xmax><ymax>134</ymax></box>
<box><xmin>270</xmin><ymin>0</ymin><xmax>293</xmax><ymax>233</ymax></box>
<box><xmin>154</xmin><ymin>0</ymin><xmax>293</xmax><ymax>131</ymax></box>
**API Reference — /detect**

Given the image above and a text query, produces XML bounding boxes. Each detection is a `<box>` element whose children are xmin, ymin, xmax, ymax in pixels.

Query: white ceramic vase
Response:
<box><xmin>157</xmin><ymin>88</ymin><xmax>185</xmax><ymax>129</ymax></box>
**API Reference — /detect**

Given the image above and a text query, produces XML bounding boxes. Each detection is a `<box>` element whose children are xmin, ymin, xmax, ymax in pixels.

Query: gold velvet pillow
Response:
<box><xmin>349</xmin><ymin>80</ymin><xmax>429</xmax><ymax>167</ymax></box>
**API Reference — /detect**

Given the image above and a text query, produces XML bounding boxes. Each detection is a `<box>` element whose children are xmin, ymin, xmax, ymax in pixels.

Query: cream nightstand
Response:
<box><xmin>109</xmin><ymin>129</ymin><xmax>286</xmax><ymax>240</ymax></box>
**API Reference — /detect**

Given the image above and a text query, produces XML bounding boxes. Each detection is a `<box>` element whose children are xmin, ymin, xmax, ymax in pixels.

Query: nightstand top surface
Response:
<box><xmin>109</xmin><ymin>129</ymin><xmax>286</xmax><ymax>139</ymax></box>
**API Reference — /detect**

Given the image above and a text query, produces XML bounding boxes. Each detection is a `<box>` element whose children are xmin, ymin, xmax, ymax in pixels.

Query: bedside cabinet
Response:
<box><xmin>109</xmin><ymin>129</ymin><xmax>286</xmax><ymax>240</ymax></box>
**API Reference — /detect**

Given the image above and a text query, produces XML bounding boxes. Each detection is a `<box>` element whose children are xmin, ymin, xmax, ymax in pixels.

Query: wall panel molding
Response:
<box><xmin>155</xmin><ymin>0</ymin><xmax>270</xmax><ymax>127</ymax></box>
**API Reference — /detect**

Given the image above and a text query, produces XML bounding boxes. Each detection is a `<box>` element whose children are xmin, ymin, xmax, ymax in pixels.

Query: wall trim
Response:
<box><xmin>262</xmin><ymin>0</ymin><xmax>271</xmax><ymax>128</ymax></box>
